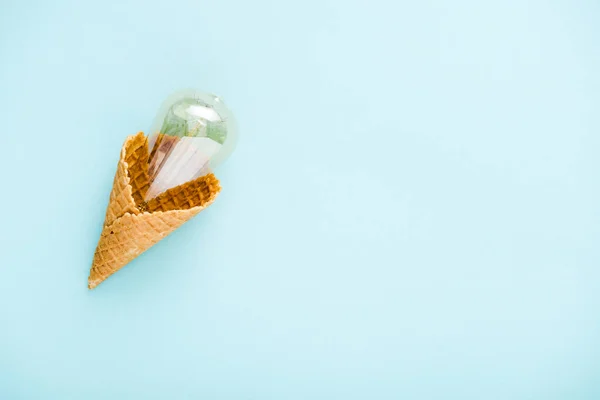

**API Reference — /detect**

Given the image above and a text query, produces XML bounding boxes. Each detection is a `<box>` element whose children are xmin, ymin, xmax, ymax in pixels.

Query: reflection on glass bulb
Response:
<box><xmin>144</xmin><ymin>89</ymin><xmax>238</xmax><ymax>201</ymax></box>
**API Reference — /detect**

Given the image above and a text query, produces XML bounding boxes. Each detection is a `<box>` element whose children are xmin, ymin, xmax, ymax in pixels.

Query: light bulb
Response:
<box><xmin>144</xmin><ymin>89</ymin><xmax>238</xmax><ymax>200</ymax></box>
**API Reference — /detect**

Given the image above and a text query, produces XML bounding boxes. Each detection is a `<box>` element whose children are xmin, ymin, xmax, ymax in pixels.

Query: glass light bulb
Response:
<box><xmin>144</xmin><ymin>89</ymin><xmax>238</xmax><ymax>201</ymax></box>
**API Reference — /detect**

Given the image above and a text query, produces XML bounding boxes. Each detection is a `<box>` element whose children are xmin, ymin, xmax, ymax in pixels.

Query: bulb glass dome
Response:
<box><xmin>144</xmin><ymin>89</ymin><xmax>238</xmax><ymax>200</ymax></box>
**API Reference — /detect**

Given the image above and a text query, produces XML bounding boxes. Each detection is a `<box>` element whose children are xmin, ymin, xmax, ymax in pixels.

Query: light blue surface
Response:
<box><xmin>0</xmin><ymin>0</ymin><xmax>599</xmax><ymax>398</ymax></box>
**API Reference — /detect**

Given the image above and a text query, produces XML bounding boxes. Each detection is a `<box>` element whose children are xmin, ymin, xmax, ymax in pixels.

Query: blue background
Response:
<box><xmin>0</xmin><ymin>0</ymin><xmax>599</xmax><ymax>398</ymax></box>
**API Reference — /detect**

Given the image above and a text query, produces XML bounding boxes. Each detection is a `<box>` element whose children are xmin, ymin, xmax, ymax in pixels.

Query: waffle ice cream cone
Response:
<box><xmin>89</xmin><ymin>132</ymin><xmax>221</xmax><ymax>289</ymax></box>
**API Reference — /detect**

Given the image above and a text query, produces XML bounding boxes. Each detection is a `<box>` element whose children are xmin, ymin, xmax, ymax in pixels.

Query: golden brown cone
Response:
<box><xmin>124</xmin><ymin>133</ymin><xmax>151</xmax><ymax>204</ymax></box>
<box><xmin>89</xmin><ymin>133</ymin><xmax>221</xmax><ymax>289</ymax></box>
<box><xmin>102</xmin><ymin>134</ymin><xmax>143</xmax><ymax>227</ymax></box>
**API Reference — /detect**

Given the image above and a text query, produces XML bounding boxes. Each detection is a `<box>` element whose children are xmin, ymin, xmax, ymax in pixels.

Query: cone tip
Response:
<box><xmin>88</xmin><ymin>277</ymin><xmax>100</xmax><ymax>290</ymax></box>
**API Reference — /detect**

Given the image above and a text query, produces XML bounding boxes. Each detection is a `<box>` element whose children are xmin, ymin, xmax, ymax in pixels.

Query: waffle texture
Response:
<box><xmin>89</xmin><ymin>133</ymin><xmax>221</xmax><ymax>289</ymax></box>
<box><xmin>146</xmin><ymin>174</ymin><xmax>220</xmax><ymax>212</ymax></box>
<box><xmin>125</xmin><ymin>133</ymin><xmax>151</xmax><ymax>205</ymax></box>
<box><xmin>103</xmin><ymin>135</ymin><xmax>142</xmax><ymax>227</ymax></box>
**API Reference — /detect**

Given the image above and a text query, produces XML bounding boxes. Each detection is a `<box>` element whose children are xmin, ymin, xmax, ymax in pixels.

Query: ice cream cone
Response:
<box><xmin>89</xmin><ymin>133</ymin><xmax>221</xmax><ymax>289</ymax></box>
